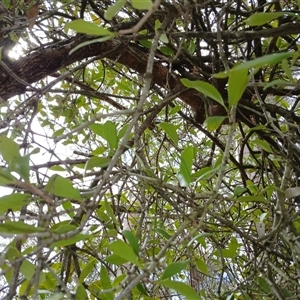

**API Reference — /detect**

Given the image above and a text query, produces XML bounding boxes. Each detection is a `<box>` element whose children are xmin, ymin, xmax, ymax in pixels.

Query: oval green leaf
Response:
<box><xmin>178</xmin><ymin>146</ymin><xmax>196</xmax><ymax>187</ymax></box>
<box><xmin>161</xmin><ymin>280</ymin><xmax>201</xmax><ymax>300</ymax></box>
<box><xmin>65</xmin><ymin>19</ymin><xmax>113</xmax><ymax>36</ymax></box>
<box><xmin>105</xmin><ymin>0</ymin><xmax>126</xmax><ymax>20</ymax></box>
<box><xmin>160</xmin><ymin>260</ymin><xmax>189</xmax><ymax>280</ymax></box>
<box><xmin>245</xmin><ymin>12</ymin><xmax>295</xmax><ymax>26</ymax></box>
<box><xmin>122</xmin><ymin>230</ymin><xmax>140</xmax><ymax>256</ymax></box>
<box><xmin>252</xmin><ymin>138</ymin><xmax>273</xmax><ymax>153</ymax></box>
<box><xmin>181</xmin><ymin>79</ymin><xmax>225</xmax><ymax>107</ymax></box>
<box><xmin>228</xmin><ymin>67</ymin><xmax>249</xmax><ymax>107</ymax></box>
<box><xmin>204</xmin><ymin>116</ymin><xmax>227</xmax><ymax>131</ymax></box>
<box><xmin>45</xmin><ymin>174</ymin><xmax>82</xmax><ymax>201</ymax></box>
<box><xmin>160</xmin><ymin>122</ymin><xmax>179</xmax><ymax>146</ymax></box>
<box><xmin>132</xmin><ymin>0</ymin><xmax>152</xmax><ymax>10</ymax></box>
<box><xmin>0</xmin><ymin>193</ymin><xmax>31</xmax><ymax>214</ymax></box>
<box><xmin>233</xmin><ymin>52</ymin><xmax>293</xmax><ymax>72</ymax></box>
<box><xmin>108</xmin><ymin>240</ymin><xmax>141</xmax><ymax>266</ymax></box>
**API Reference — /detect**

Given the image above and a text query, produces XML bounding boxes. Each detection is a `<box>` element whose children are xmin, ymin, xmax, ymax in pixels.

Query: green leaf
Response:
<box><xmin>69</xmin><ymin>36</ymin><xmax>114</xmax><ymax>55</ymax></box>
<box><xmin>159</xmin><ymin>46</ymin><xmax>174</xmax><ymax>56</ymax></box>
<box><xmin>0</xmin><ymin>167</ymin><xmax>16</xmax><ymax>185</ymax></box>
<box><xmin>161</xmin><ymin>280</ymin><xmax>201</xmax><ymax>300</ymax></box>
<box><xmin>0</xmin><ymin>221</ymin><xmax>45</xmax><ymax>234</ymax></box>
<box><xmin>252</xmin><ymin>138</ymin><xmax>273</xmax><ymax>153</ymax></box>
<box><xmin>139</xmin><ymin>40</ymin><xmax>152</xmax><ymax>49</ymax></box>
<box><xmin>233</xmin><ymin>52</ymin><xmax>293</xmax><ymax>72</ymax></box>
<box><xmin>14</xmin><ymin>154</ymin><xmax>30</xmax><ymax>182</ymax></box>
<box><xmin>100</xmin><ymin>266</ymin><xmax>114</xmax><ymax>300</ymax></box>
<box><xmin>195</xmin><ymin>259</ymin><xmax>208</xmax><ymax>275</ymax></box>
<box><xmin>45</xmin><ymin>174</ymin><xmax>82</xmax><ymax>201</ymax></box>
<box><xmin>178</xmin><ymin>146</ymin><xmax>196</xmax><ymax>187</ymax></box>
<box><xmin>228</xmin><ymin>67</ymin><xmax>249</xmax><ymax>107</ymax></box>
<box><xmin>155</xmin><ymin>228</ymin><xmax>171</xmax><ymax>239</ymax></box>
<box><xmin>122</xmin><ymin>230</ymin><xmax>140</xmax><ymax>256</ymax></box>
<box><xmin>105</xmin><ymin>254</ymin><xmax>128</xmax><ymax>265</ymax></box>
<box><xmin>204</xmin><ymin>116</ymin><xmax>227</xmax><ymax>131</ymax></box>
<box><xmin>192</xmin><ymin>166</ymin><xmax>218</xmax><ymax>181</ymax></box>
<box><xmin>21</xmin><ymin>259</ymin><xmax>45</xmax><ymax>283</ymax></box>
<box><xmin>245</xmin><ymin>12</ymin><xmax>295</xmax><ymax>26</ymax></box>
<box><xmin>263</xmin><ymin>79</ymin><xmax>288</xmax><ymax>90</ymax></box>
<box><xmin>256</xmin><ymin>277</ymin><xmax>270</xmax><ymax>294</ymax></box>
<box><xmin>0</xmin><ymin>193</ymin><xmax>31</xmax><ymax>214</ymax></box>
<box><xmin>160</xmin><ymin>33</ymin><xmax>169</xmax><ymax>44</ymax></box>
<box><xmin>136</xmin><ymin>282</ymin><xmax>149</xmax><ymax>296</ymax></box>
<box><xmin>160</xmin><ymin>122</ymin><xmax>179</xmax><ymax>146</ymax></box>
<box><xmin>228</xmin><ymin>237</ymin><xmax>239</xmax><ymax>259</ymax></box>
<box><xmin>233</xmin><ymin>186</ymin><xmax>248</xmax><ymax>197</ymax></box>
<box><xmin>75</xmin><ymin>284</ymin><xmax>87</xmax><ymax>300</ymax></box>
<box><xmin>181</xmin><ymin>79</ymin><xmax>225</xmax><ymax>107</ymax></box>
<box><xmin>50</xmin><ymin>234</ymin><xmax>90</xmax><ymax>248</ymax></box>
<box><xmin>281</xmin><ymin>59</ymin><xmax>294</xmax><ymax>82</ymax></box>
<box><xmin>105</xmin><ymin>0</ymin><xmax>126</xmax><ymax>20</ymax></box>
<box><xmin>51</xmin><ymin>223</ymin><xmax>77</xmax><ymax>234</ymax></box>
<box><xmin>234</xmin><ymin>195</ymin><xmax>269</xmax><ymax>203</ymax></box>
<box><xmin>160</xmin><ymin>260</ymin><xmax>189</xmax><ymax>280</ymax></box>
<box><xmin>108</xmin><ymin>240</ymin><xmax>141</xmax><ymax>266</ymax></box>
<box><xmin>65</xmin><ymin>19</ymin><xmax>114</xmax><ymax>35</ymax></box>
<box><xmin>0</xmin><ymin>135</ymin><xmax>21</xmax><ymax>164</ymax></box>
<box><xmin>104</xmin><ymin>199</ymin><xmax>118</xmax><ymax>225</ymax></box>
<box><xmin>85</xmin><ymin>156</ymin><xmax>111</xmax><ymax>170</ymax></box>
<box><xmin>90</xmin><ymin>121</ymin><xmax>118</xmax><ymax>151</ymax></box>
<box><xmin>132</xmin><ymin>0</ymin><xmax>152</xmax><ymax>10</ymax></box>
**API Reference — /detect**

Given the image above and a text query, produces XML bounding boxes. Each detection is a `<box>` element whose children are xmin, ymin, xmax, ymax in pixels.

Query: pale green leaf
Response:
<box><xmin>233</xmin><ymin>52</ymin><xmax>293</xmax><ymax>72</ymax></box>
<box><xmin>160</xmin><ymin>122</ymin><xmax>179</xmax><ymax>146</ymax></box>
<box><xmin>263</xmin><ymin>79</ymin><xmax>288</xmax><ymax>90</ymax></box>
<box><xmin>160</xmin><ymin>33</ymin><xmax>169</xmax><ymax>43</ymax></box>
<box><xmin>50</xmin><ymin>234</ymin><xmax>90</xmax><ymax>248</ymax></box>
<box><xmin>228</xmin><ymin>67</ymin><xmax>249</xmax><ymax>106</ymax></box>
<box><xmin>181</xmin><ymin>79</ymin><xmax>225</xmax><ymax>107</ymax></box>
<box><xmin>281</xmin><ymin>59</ymin><xmax>294</xmax><ymax>82</ymax></box>
<box><xmin>69</xmin><ymin>36</ymin><xmax>114</xmax><ymax>55</ymax></box>
<box><xmin>234</xmin><ymin>195</ymin><xmax>269</xmax><ymax>203</ymax></box>
<box><xmin>0</xmin><ymin>135</ymin><xmax>21</xmax><ymax>165</ymax></box>
<box><xmin>45</xmin><ymin>174</ymin><xmax>82</xmax><ymax>201</ymax></box>
<box><xmin>204</xmin><ymin>116</ymin><xmax>227</xmax><ymax>131</ymax></box>
<box><xmin>252</xmin><ymin>138</ymin><xmax>273</xmax><ymax>153</ymax></box>
<box><xmin>21</xmin><ymin>260</ymin><xmax>45</xmax><ymax>283</ymax></box>
<box><xmin>65</xmin><ymin>19</ymin><xmax>113</xmax><ymax>35</ymax></box>
<box><xmin>132</xmin><ymin>0</ymin><xmax>152</xmax><ymax>10</ymax></box>
<box><xmin>108</xmin><ymin>240</ymin><xmax>141</xmax><ymax>266</ymax></box>
<box><xmin>161</xmin><ymin>280</ymin><xmax>201</xmax><ymax>300</ymax></box>
<box><xmin>100</xmin><ymin>266</ymin><xmax>114</xmax><ymax>300</ymax></box>
<box><xmin>122</xmin><ymin>230</ymin><xmax>140</xmax><ymax>256</ymax></box>
<box><xmin>195</xmin><ymin>259</ymin><xmax>208</xmax><ymax>275</ymax></box>
<box><xmin>85</xmin><ymin>156</ymin><xmax>110</xmax><ymax>170</ymax></box>
<box><xmin>13</xmin><ymin>154</ymin><xmax>30</xmax><ymax>182</ymax></box>
<box><xmin>75</xmin><ymin>284</ymin><xmax>87</xmax><ymax>300</ymax></box>
<box><xmin>245</xmin><ymin>12</ymin><xmax>295</xmax><ymax>26</ymax></box>
<box><xmin>90</xmin><ymin>121</ymin><xmax>118</xmax><ymax>151</ymax></box>
<box><xmin>160</xmin><ymin>260</ymin><xmax>189</xmax><ymax>280</ymax></box>
<box><xmin>178</xmin><ymin>146</ymin><xmax>196</xmax><ymax>187</ymax></box>
<box><xmin>0</xmin><ymin>193</ymin><xmax>31</xmax><ymax>214</ymax></box>
<box><xmin>105</xmin><ymin>0</ymin><xmax>126</xmax><ymax>20</ymax></box>
<box><xmin>228</xmin><ymin>237</ymin><xmax>239</xmax><ymax>259</ymax></box>
<box><xmin>257</xmin><ymin>277</ymin><xmax>270</xmax><ymax>294</ymax></box>
<box><xmin>0</xmin><ymin>168</ymin><xmax>16</xmax><ymax>185</ymax></box>
<box><xmin>105</xmin><ymin>254</ymin><xmax>127</xmax><ymax>265</ymax></box>
<box><xmin>0</xmin><ymin>221</ymin><xmax>45</xmax><ymax>234</ymax></box>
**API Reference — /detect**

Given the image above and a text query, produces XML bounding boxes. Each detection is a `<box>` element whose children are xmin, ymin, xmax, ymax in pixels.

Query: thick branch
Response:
<box><xmin>0</xmin><ymin>35</ymin><xmax>205</xmax><ymax>121</ymax></box>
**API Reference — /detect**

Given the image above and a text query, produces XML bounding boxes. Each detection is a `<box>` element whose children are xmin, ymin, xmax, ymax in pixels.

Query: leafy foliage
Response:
<box><xmin>0</xmin><ymin>0</ymin><xmax>300</xmax><ymax>299</ymax></box>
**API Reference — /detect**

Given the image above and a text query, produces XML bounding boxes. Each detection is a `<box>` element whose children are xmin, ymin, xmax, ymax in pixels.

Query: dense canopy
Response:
<box><xmin>0</xmin><ymin>0</ymin><xmax>300</xmax><ymax>299</ymax></box>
